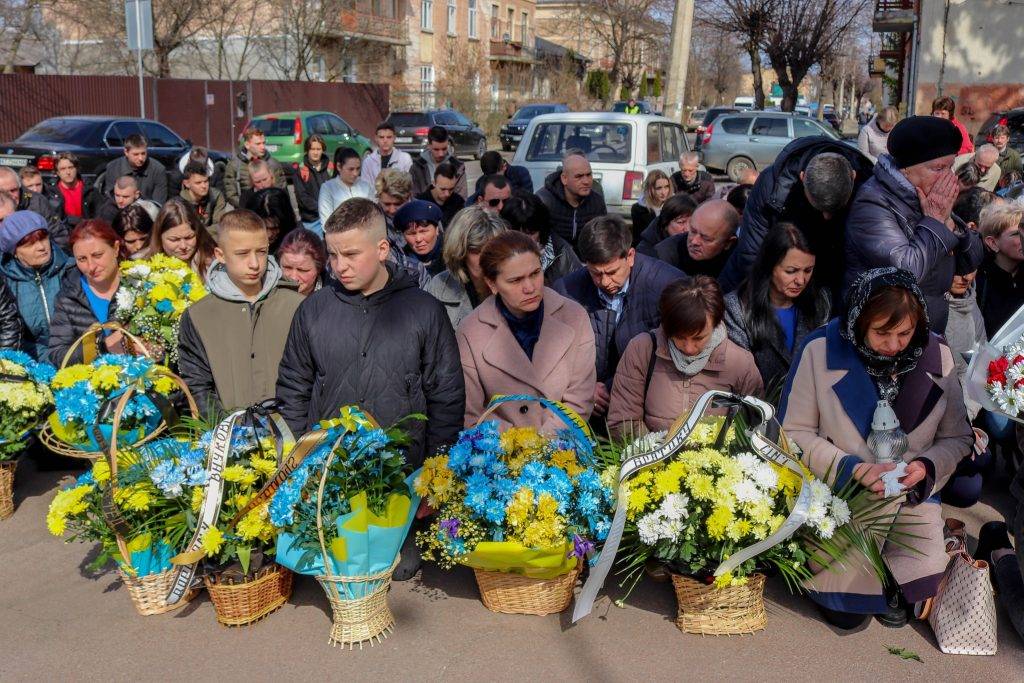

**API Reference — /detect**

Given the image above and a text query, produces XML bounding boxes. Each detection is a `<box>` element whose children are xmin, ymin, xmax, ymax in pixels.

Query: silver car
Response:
<box><xmin>513</xmin><ymin>112</ymin><xmax>691</xmax><ymax>217</ymax></box>
<box><xmin>699</xmin><ymin>112</ymin><xmax>841</xmax><ymax>182</ymax></box>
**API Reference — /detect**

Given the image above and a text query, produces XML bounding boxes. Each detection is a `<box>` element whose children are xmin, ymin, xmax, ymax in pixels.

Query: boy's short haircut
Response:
<box><xmin>376</xmin><ymin>122</ymin><xmax>396</xmax><ymax>134</ymax></box>
<box><xmin>217</xmin><ymin>209</ymin><xmax>267</xmax><ymax>244</ymax></box>
<box><xmin>124</xmin><ymin>133</ymin><xmax>147</xmax><ymax>150</ymax></box>
<box><xmin>242</xmin><ymin>126</ymin><xmax>265</xmax><ymax>142</ymax></box>
<box><xmin>183</xmin><ymin>161</ymin><xmax>209</xmax><ymax>179</ymax></box>
<box><xmin>434</xmin><ymin>161</ymin><xmax>458</xmax><ymax>180</ymax></box>
<box><xmin>18</xmin><ymin>165</ymin><xmax>41</xmax><ymax>181</ymax></box>
<box><xmin>324</xmin><ymin>197</ymin><xmax>385</xmax><ymax>236</ymax></box>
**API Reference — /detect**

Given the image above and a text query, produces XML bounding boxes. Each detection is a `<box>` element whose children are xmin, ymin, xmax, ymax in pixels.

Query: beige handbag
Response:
<box><xmin>918</xmin><ymin>528</ymin><xmax>998</xmax><ymax>656</ymax></box>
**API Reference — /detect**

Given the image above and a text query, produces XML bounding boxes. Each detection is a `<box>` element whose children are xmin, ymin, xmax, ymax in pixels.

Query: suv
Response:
<box><xmin>976</xmin><ymin>108</ymin><xmax>1024</xmax><ymax>150</ymax></box>
<box><xmin>500</xmin><ymin>104</ymin><xmax>569</xmax><ymax>151</ymax></box>
<box><xmin>513</xmin><ymin>112</ymin><xmax>691</xmax><ymax>218</ymax></box>
<box><xmin>699</xmin><ymin>112</ymin><xmax>841</xmax><ymax>182</ymax></box>
<box><xmin>244</xmin><ymin>111</ymin><xmax>371</xmax><ymax>176</ymax></box>
<box><xmin>385</xmin><ymin>110</ymin><xmax>488</xmax><ymax>159</ymax></box>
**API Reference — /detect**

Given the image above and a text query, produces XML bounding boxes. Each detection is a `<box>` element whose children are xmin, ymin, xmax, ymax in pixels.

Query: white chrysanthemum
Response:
<box><xmin>733</xmin><ymin>479</ymin><xmax>761</xmax><ymax>504</ymax></box>
<box><xmin>806</xmin><ymin>500</ymin><xmax>828</xmax><ymax>525</ymax></box>
<box><xmin>1008</xmin><ymin>363</ymin><xmax>1024</xmax><ymax>383</ymax></box>
<box><xmin>751</xmin><ymin>462</ymin><xmax>779</xmax><ymax>491</ymax></box>
<box><xmin>114</xmin><ymin>289</ymin><xmax>135</xmax><ymax>311</ymax></box>
<box><xmin>814</xmin><ymin>516</ymin><xmax>837</xmax><ymax>539</ymax></box>
<box><xmin>829</xmin><ymin>497</ymin><xmax>851</xmax><ymax>526</ymax></box>
<box><xmin>637</xmin><ymin>514</ymin><xmax>661</xmax><ymax>545</ymax></box>
<box><xmin>736</xmin><ymin>452</ymin><xmax>759</xmax><ymax>471</ymax></box>
<box><xmin>660</xmin><ymin>492</ymin><xmax>690</xmax><ymax>520</ymax></box>
<box><xmin>623</xmin><ymin>430</ymin><xmax>667</xmax><ymax>460</ymax></box>
<box><xmin>655</xmin><ymin>516</ymin><xmax>684</xmax><ymax>540</ymax></box>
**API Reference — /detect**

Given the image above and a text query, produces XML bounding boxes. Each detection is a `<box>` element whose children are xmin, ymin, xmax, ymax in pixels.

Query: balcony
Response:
<box><xmin>323</xmin><ymin>0</ymin><xmax>410</xmax><ymax>46</ymax></box>
<box><xmin>489</xmin><ymin>19</ymin><xmax>538</xmax><ymax>63</ymax></box>
<box><xmin>872</xmin><ymin>0</ymin><xmax>915</xmax><ymax>33</ymax></box>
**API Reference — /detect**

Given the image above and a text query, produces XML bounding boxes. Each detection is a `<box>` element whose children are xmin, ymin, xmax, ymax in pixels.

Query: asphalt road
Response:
<box><xmin>1</xmin><ymin>456</ymin><xmax>1021</xmax><ymax>680</ymax></box>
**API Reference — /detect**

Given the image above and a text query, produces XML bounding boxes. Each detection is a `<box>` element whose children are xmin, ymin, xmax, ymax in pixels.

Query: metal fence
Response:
<box><xmin>0</xmin><ymin>74</ymin><xmax>390</xmax><ymax>152</ymax></box>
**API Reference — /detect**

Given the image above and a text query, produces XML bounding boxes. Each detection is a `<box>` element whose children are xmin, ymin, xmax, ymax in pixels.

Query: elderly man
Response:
<box><xmin>992</xmin><ymin>125</ymin><xmax>1023</xmax><ymax>181</ymax></box>
<box><xmin>536</xmin><ymin>149</ymin><xmax>607</xmax><ymax>247</ymax></box>
<box><xmin>954</xmin><ymin>144</ymin><xmax>1002</xmax><ymax>192</ymax></box>
<box><xmin>671</xmin><ymin>151</ymin><xmax>716</xmax><ymax>205</ymax></box>
<box><xmin>655</xmin><ymin>199</ymin><xmax>740</xmax><ymax>278</ymax></box>
<box><xmin>0</xmin><ymin>166</ymin><xmax>69</xmax><ymax>248</ymax></box>
<box><xmin>845</xmin><ymin>116</ymin><xmax>984</xmax><ymax>332</ymax></box>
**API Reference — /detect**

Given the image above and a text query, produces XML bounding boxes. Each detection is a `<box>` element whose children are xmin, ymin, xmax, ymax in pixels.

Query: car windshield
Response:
<box><xmin>16</xmin><ymin>118</ymin><xmax>104</xmax><ymax>144</ymax></box>
<box><xmin>388</xmin><ymin>113</ymin><xmax>430</xmax><ymax>127</ymax></box>
<box><xmin>251</xmin><ymin>118</ymin><xmax>296</xmax><ymax>137</ymax></box>
<box><xmin>525</xmin><ymin>122</ymin><xmax>632</xmax><ymax>163</ymax></box>
<box><xmin>514</xmin><ymin>106</ymin><xmax>553</xmax><ymax>121</ymax></box>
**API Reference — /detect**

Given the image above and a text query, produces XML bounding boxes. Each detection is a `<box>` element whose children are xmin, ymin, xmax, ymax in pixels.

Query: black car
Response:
<box><xmin>0</xmin><ymin>116</ymin><xmax>230</xmax><ymax>186</ymax></box>
<box><xmin>385</xmin><ymin>110</ymin><xmax>488</xmax><ymax>159</ymax></box>
<box><xmin>500</xmin><ymin>103</ymin><xmax>569</xmax><ymax>151</ymax></box>
<box><xmin>976</xmin><ymin>108</ymin><xmax>1024</xmax><ymax>150</ymax></box>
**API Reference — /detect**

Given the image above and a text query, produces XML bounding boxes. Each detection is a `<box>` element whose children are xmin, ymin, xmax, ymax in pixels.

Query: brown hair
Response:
<box><xmin>56</xmin><ymin>152</ymin><xmax>79</xmax><ymax>170</ymax></box>
<box><xmin>854</xmin><ymin>285</ymin><xmax>926</xmax><ymax>338</ymax></box>
<box><xmin>151</xmin><ymin>197</ymin><xmax>217</xmax><ymax>274</ymax></box>
<box><xmin>16</xmin><ymin>229</ymin><xmax>48</xmax><ymax>249</ymax></box>
<box><xmin>324</xmin><ymin>196</ymin><xmax>385</xmax><ymax>235</ymax></box>
<box><xmin>659</xmin><ymin>276</ymin><xmax>724</xmax><ymax>338</ymax></box>
<box><xmin>278</xmin><ymin>228</ymin><xmax>327</xmax><ymax>272</ymax></box>
<box><xmin>932</xmin><ymin>96</ymin><xmax>956</xmax><ymax>118</ymax></box>
<box><xmin>642</xmin><ymin>169</ymin><xmax>671</xmax><ymax>208</ymax></box>
<box><xmin>242</xmin><ymin>126</ymin><xmax>265</xmax><ymax>142</ymax></box>
<box><xmin>217</xmin><ymin>209</ymin><xmax>267</xmax><ymax>242</ymax></box>
<box><xmin>69</xmin><ymin>219</ymin><xmax>120</xmax><ymax>252</ymax></box>
<box><xmin>479</xmin><ymin>231</ymin><xmax>541</xmax><ymax>281</ymax></box>
<box><xmin>18</xmin><ymin>165</ymin><xmax>40</xmax><ymax>181</ymax></box>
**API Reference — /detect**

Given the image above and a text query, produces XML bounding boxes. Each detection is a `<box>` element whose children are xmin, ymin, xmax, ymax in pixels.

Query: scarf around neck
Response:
<box><xmin>667</xmin><ymin>322</ymin><xmax>727</xmax><ymax>377</ymax></box>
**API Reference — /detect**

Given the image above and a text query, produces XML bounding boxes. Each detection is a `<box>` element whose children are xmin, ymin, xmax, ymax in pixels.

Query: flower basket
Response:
<box><xmin>0</xmin><ymin>459</ymin><xmax>16</xmax><ymax>520</ymax></box>
<box><xmin>317</xmin><ymin>559</ymin><xmax>398</xmax><ymax>648</ymax></box>
<box><xmin>670</xmin><ymin>572</ymin><xmax>767</xmax><ymax>635</ymax></box>
<box><xmin>473</xmin><ymin>563</ymin><xmax>582</xmax><ymax>616</ymax></box>
<box><xmin>120</xmin><ymin>566</ymin><xmax>200</xmax><ymax>616</ymax></box>
<box><xmin>204</xmin><ymin>563</ymin><xmax>294</xmax><ymax>627</ymax></box>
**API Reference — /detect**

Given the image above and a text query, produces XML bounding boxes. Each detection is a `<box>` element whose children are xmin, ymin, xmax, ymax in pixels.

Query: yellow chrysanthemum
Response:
<box><xmin>201</xmin><ymin>527</ymin><xmax>224</xmax><ymax>557</ymax></box>
<box><xmin>687</xmin><ymin>473</ymin><xmax>716</xmax><ymax>502</ymax></box>
<box><xmin>190</xmin><ymin>486</ymin><xmax>204</xmax><ymax>512</ymax></box>
<box><xmin>89</xmin><ymin>364</ymin><xmax>123</xmax><ymax>391</ymax></box>
<box><xmin>152</xmin><ymin>375</ymin><xmax>176</xmax><ymax>395</ymax></box>
<box><xmin>550</xmin><ymin>449</ymin><xmax>585</xmax><ymax>477</ymax></box>
<box><xmin>506</xmin><ymin>487</ymin><xmax>534</xmax><ymax>528</ymax></box>
<box><xmin>706</xmin><ymin>504</ymin><xmax>734</xmax><ymax>540</ymax></box>
<box><xmin>52</xmin><ymin>364</ymin><xmax>92</xmax><ymax>390</ymax></box>
<box><xmin>251</xmin><ymin>456</ymin><xmax>277</xmax><ymax>477</ymax></box>
<box><xmin>91</xmin><ymin>459</ymin><xmax>111</xmax><ymax>484</ymax></box>
<box><xmin>114</xmin><ymin>483</ymin><xmax>157</xmax><ymax>512</ymax></box>
<box><xmin>237</xmin><ymin>506</ymin><xmax>270</xmax><ymax>541</ymax></box>
<box><xmin>654</xmin><ymin>468</ymin><xmax>682</xmax><ymax>497</ymax></box>
<box><xmin>626</xmin><ymin>483</ymin><xmax>651</xmax><ymax>518</ymax></box>
<box><xmin>46</xmin><ymin>485</ymin><xmax>92</xmax><ymax>536</ymax></box>
<box><xmin>223</xmin><ymin>465</ymin><xmax>258</xmax><ymax>486</ymax></box>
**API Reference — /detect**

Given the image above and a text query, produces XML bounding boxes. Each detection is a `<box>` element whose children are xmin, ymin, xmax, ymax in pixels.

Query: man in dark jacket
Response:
<box><xmin>224</xmin><ymin>126</ymin><xmax>287</xmax><ymax>207</ymax></box>
<box><xmin>180</xmin><ymin>162</ymin><xmax>228</xmax><ymax>232</ymax></box>
<box><xmin>96</xmin><ymin>133</ymin><xmax>168</xmax><ymax>204</ymax></box>
<box><xmin>554</xmin><ymin>215</ymin><xmax>684</xmax><ymax>418</ymax></box>
<box><xmin>655</xmin><ymin>199</ymin><xmax>739</xmax><ymax>279</ymax></box>
<box><xmin>718</xmin><ymin>136</ymin><xmax>874</xmax><ymax>294</ymax></box>
<box><xmin>415</xmin><ymin>161</ymin><xmax>465</xmax><ymax>226</ymax></box>
<box><xmin>0</xmin><ymin>166</ymin><xmax>70</xmax><ymax>249</ymax></box>
<box><xmin>536</xmin><ymin>150</ymin><xmax>607</xmax><ymax>247</ymax></box>
<box><xmin>844</xmin><ymin>116</ymin><xmax>984</xmax><ymax>332</ymax></box>
<box><xmin>178</xmin><ymin>210</ymin><xmax>304</xmax><ymax>415</ymax></box>
<box><xmin>472</xmin><ymin>150</ymin><xmax>534</xmax><ymax>197</ymax></box>
<box><xmin>671</xmin><ymin>151</ymin><xmax>716</xmax><ymax>205</ymax></box>
<box><xmin>410</xmin><ymin>126</ymin><xmax>468</xmax><ymax>199</ymax></box>
<box><xmin>275</xmin><ymin>197</ymin><xmax>464</xmax><ymax>466</ymax></box>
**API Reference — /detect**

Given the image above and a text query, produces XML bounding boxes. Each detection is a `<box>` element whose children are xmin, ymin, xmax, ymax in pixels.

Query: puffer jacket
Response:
<box><xmin>535</xmin><ymin>170</ymin><xmax>608</xmax><ymax>247</ymax></box>
<box><xmin>543</xmin><ymin>234</ymin><xmax>583</xmax><ymax>285</ymax></box>
<box><xmin>554</xmin><ymin>253</ymin><xmax>685</xmax><ymax>386</ymax></box>
<box><xmin>178</xmin><ymin>258</ymin><xmax>303</xmax><ymax>415</ymax></box>
<box><xmin>0</xmin><ymin>243</ymin><xmax>75</xmax><ymax>359</ymax></box>
<box><xmin>635</xmin><ymin>216</ymin><xmax>667</xmax><ymax>257</ymax></box>
<box><xmin>47</xmin><ymin>267</ymin><xmax>117</xmax><ymax>366</ymax></box>
<box><xmin>275</xmin><ymin>264</ymin><xmax>464</xmax><ymax>465</ymax></box>
<box><xmin>0</xmin><ymin>277</ymin><xmax>21</xmax><ymax>350</ymax></box>
<box><xmin>223</xmin><ymin>149</ymin><xmax>286</xmax><ymax>207</ymax></box>
<box><xmin>857</xmin><ymin>115</ymin><xmax>889</xmax><ymax>163</ymax></box>
<box><xmin>292</xmin><ymin>156</ymin><xmax>331</xmax><ymax>223</ymax></box>
<box><xmin>844</xmin><ymin>154</ymin><xmax>985</xmax><ymax>332</ymax></box>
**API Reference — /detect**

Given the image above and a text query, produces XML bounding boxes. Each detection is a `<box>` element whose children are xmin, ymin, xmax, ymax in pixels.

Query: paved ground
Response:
<box><xmin>2</xmin><ymin>455</ymin><xmax>1022</xmax><ymax>681</ymax></box>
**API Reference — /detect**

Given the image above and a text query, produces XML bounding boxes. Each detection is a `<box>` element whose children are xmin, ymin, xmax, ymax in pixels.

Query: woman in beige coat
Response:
<box><xmin>457</xmin><ymin>231</ymin><xmax>596</xmax><ymax>432</ymax></box>
<box><xmin>607</xmin><ymin>276</ymin><xmax>763</xmax><ymax>439</ymax></box>
<box><xmin>780</xmin><ymin>267</ymin><xmax>972</xmax><ymax>630</ymax></box>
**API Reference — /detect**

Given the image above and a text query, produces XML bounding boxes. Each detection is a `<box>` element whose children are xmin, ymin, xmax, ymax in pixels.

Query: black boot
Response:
<box><xmin>392</xmin><ymin>520</ymin><xmax>423</xmax><ymax>582</ymax></box>
<box><xmin>875</xmin><ymin>590</ymin><xmax>908</xmax><ymax>628</ymax></box>
<box><xmin>975</xmin><ymin>521</ymin><xmax>1012</xmax><ymax>566</ymax></box>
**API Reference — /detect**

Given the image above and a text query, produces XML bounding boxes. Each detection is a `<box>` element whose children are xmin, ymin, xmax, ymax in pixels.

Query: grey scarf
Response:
<box><xmin>667</xmin><ymin>323</ymin><xmax>727</xmax><ymax>376</ymax></box>
<box><xmin>539</xmin><ymin>239</ymin><xmax>556</xmax><ymax>272</ymax></box>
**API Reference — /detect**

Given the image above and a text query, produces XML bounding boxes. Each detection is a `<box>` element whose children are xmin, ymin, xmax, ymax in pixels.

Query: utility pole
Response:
<box><xmin>663</xmin><ymin>0</ymin><xmax>695</xmax><ymax>123</ymax></box>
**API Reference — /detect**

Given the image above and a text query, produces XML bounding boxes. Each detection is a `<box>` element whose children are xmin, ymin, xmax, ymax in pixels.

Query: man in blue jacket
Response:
<box><xmin>471</xmin><ymin>150</ymin><xmax>534</xmax><ymax>199</ymax></box>
<box><xmin>554</xmin><ymin>215</ymin><xmax>685</xmax><ymax>420</ymax></box>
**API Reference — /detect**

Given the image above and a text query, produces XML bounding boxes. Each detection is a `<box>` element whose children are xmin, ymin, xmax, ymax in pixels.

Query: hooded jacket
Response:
<box><xmin>844</xmin><ymin>154</ymin><xmax>985</xmax><ymax>332</ymax></box>
<box><xmin>410</xmin><ymin>150</ymin><xmax>468</xmax><ymax>199</ymax></box>
<box><xmin>47</xmin><ymin>267</ymin><xmax>116</xmax><ymax>366</ymax></box>
<box><xmin>178</xmin><ymin>258</ymin><xmax>303</xmax><ymax>415</ymax></box>
<box><xmin>292</xmin><ymin>156</ymin><xmax>332</xmax><ymax>223</ymax></box>
<box><xmin>275</xmin><ymin>264</ymin><xmax>464</xmax><ymax>464</ymax></box>
<box><xmin>0</xmin><ymin>243</ymin><xmax>75</xmax><ymax>359</ymax></box>
<box><xmin>97</xmin><ymin>156</ymin><xmax>168</xmax><ymax>204</ymax></box>
<box><xmin>223</xmin><ymin>148</ymin><xmax>287</xmax><ymax>208</ymax></box>
<box><xmin>535</xmin><ymin>170</ymin><xmax>608</xmax><ymax>247</ymax></box>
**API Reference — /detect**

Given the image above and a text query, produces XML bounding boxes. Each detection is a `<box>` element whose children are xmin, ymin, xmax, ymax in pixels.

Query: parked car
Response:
<box><xmin>384</xmin><ymin>110</ymin><xmax>488</xmax><ymax>159</ymax></box>
<box><xmin>693</xmin><ymin>106</ymin><xmax>741</xmax><ymax>151</ymax></box>
<box><xmin>611</xmin><ymin>100</ymin><xmax>655</xmax><ymax>115</ymax></box>
<box><xmin>0</xmin><ymin>116</ymin><xmax>229</xmax><ymax>186</ymax></box>
<box><xmin>513</xmin><ymin>112</ymin><xmax>691</xmax><ymax>218</ymax></box>
<box><xmin>244</xmin><ymin>111</ymin><xmax>371</xmax><ymax>176</ymax></box>
<box><xmin>699</xmin><ymin>111</ymin><xmax>841</xmax><ymax>182</ymax></box>
<box><xmin>686</xmin><ymin>109</ymin><xmax>707</xmax><ymax>132</ymax></box>
<box><xmin>500</xmin><ymin>103</ymin><xmax>569</xmax><ymax>151</ymax></box>
<box><xmin>976</xmin><ymin>108</ymin><xmax>1024</xmax><ymax>150</ymax></box>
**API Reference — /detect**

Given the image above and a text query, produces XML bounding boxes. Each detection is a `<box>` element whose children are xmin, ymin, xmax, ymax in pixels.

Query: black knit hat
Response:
<box><xmin>886</xmin><ymin>115</ymin><xmax>962</xmax><ymax>168</ymax></box>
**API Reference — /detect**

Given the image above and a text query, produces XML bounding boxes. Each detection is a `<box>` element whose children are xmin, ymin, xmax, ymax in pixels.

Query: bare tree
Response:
<box><xmin>698</xmin><ymin>0</ymin><xmax>775</xmax><ymax>110</ymax></box>
<box><xmin>256</xmin><ymin>0</ymin><xmax>347</xmax><ymax>81</ymax></box>
<box><xmin>1</xmin><ymin>0</ymin><xmax>50</xmax><ymax>73</ymax></box>
<box><xmin>183</xmin><ymin>0</ymin><xmax>262</xmax><ymax>80</ymax></box>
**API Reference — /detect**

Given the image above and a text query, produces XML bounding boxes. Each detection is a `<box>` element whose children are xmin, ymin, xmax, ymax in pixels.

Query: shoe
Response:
<box><xmin>392</xmin><ymin>529</ymin><xmax>422</xmax><ymax>582</ymax></box>
<box><xmin>875</xmin><ymin>593</ymin><xmax>908</xmax><ymax>628</ymax></box>
<box><xmin>975</xmin><ymin>521</ymin><xmax>1012</xmax><ymax>566</ymax></box>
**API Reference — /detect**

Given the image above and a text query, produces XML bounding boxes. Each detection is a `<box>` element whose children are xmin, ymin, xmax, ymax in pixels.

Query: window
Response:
<box><xmin>506</xmin><ymin>7</ymin><xmax>514</xmax><ymax>39</ymax></box>
<box><xmin>720</xmin><ymin>117</ymin><xmax>751</xmax><ymax>135</ymax></box>
<box><xmin>660</xmin><ymin>123</ymin><xmax>682</xmax><ymax>161</ymax></box>
<box><xmin>525</xmin><ymin>122</ymin><xmax>632</xmax><ymax>163</ymax></box>
<box><xmin>520</xmin><ymin>11</ymin><xmax>528</xmax><ymax>41</ymax></box>
<box><xmin>138</xmin><ymin>122</ymin><xmax>183</xmax><ymax>148</ymax></box>
<box><xmin>792</xmin><ymin>117</ymin><xmax>826</xmax><ymax>139</ymax></box>
<box><xmin>751</xmin><ymin>117</ymin><xmax>789</xmax><ymax>137</ymax></box>
<box><xmin>327</xmin><ymin>115</ymin><xmax>353</xmax><ymax>136</ymax></box>
<box><xmin>447</xmin><ymin>0</ymin><xmax>456</xmax><ymax>35</ymax></box>
<box><xmin>490</xmin><ymin>4</ymin><xmax>499</xmax><ymax>38</ymax></box>
<box><xmin>468</xmin><ymin>0</ymin><xmax>478</xmax><ymax>38</ymax></box>
<box><xmin>453</xmin><ymin>111</ymin><xmax>472</xmax><ymax>126</ymax></box>
<box><xmin>308</xmin><ymin>115</ymin><xmax>332</xmax><ymax>136</ymax></box>
<box><xmin>421</xmin><ymin>0</ymin><xmax>432</xmax><ymax>30</ymax></box>
<box><xmin>646</xmin><ymin>123</ymin><xmax>661</xmax><ymax>163</ymax></box>
<box><xmin>420</xmin><ymin>65</ymin><xmax>435</xmax><ymax>95</ymax></box>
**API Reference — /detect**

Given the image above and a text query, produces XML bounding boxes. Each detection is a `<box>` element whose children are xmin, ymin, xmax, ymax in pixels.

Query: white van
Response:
<box><xmin>733</xmin><ymin>96</ymin><xmax>754</xmax><ymax>110</ymax></box>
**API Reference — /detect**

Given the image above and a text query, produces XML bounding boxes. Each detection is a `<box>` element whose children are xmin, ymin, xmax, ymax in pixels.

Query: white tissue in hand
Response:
<box><xmin>880</xmin><ymin>462</ymin><xmax>908</xmax><ymax>497</ymax></box>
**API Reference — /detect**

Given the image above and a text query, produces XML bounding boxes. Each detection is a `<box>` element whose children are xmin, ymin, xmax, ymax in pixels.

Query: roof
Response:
<box><xmin>529</xmin><ymin>111</ymin><xmax>677</xmax><ymax>124</ymax></box>
<box><xmin>535</xmin><ymin>37</ymin><xmax>591</xmax><ymax>63</ymax></box>
<box><xmin>250</xmin><ymin>111</ymin><xmax>335</xmax><ymax>118</ymax></box>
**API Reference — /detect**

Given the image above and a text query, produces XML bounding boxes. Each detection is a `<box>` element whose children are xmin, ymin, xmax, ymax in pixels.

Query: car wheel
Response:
<box><xmin>726</xmin><ymin>156</ymin><xmax>755</xmax><ymax>183</ymax></box>
<box><xmin>475</xmin><ymin>138</ymin><xmax>487</xmax><ymax>160</ymax></box>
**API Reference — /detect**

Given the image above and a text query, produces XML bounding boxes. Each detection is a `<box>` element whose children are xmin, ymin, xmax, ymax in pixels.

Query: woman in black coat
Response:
<box><xmin>630</xmin><ymin>170</ymin><xmax>673</xmax><ymax>246</ymax></box>
<box><xmin>499</xmin><ymin>193</ymin><xmax>581</xmax><ymax>285</ymax></box>
<box><xmin>635</xmin><ymin>193</ymin><xmax>697</xmax><ymax>257</ymax></box>
<box><xmin>291</xmin><ymin>134</ymin><xmax>331</xmax><ymax>232</ymax></box>
<box><xmin>724</xmin><ymin>223</ymin><xmax>831</xmax><ymax>390</ymax></box>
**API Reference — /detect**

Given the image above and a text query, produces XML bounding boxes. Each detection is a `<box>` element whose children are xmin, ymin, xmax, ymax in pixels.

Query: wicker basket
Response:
<box><xmin>119</xmin><ymin>567</ymin><xmax>200</xmax><ymax>616</ymax></box>
<box><xmin>204</xmin><ymin>563</ymin><xmax>294</xmax><ymax>627</ymax></box>
<box><xmin>473</xmin><ymin>563</ymin><xmax>582</xmax><ymax>616</ymax></box>
<box><xmin>670</xmin><ymin>572</ymin><xmax>767</xmax><ymax>635</ymax></box>
<box><xmin>0</xmin><ymin>460</ymin><xmax>16</xmax><ymax>520</ymax></box>
<box><xmin>317</xmin><ymin>560</ymin><xmax>398</xmax><ymax>648</ymax></box>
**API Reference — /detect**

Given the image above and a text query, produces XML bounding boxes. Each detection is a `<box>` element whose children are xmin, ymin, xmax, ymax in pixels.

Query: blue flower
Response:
<box><xmin>54</xmin><ymin>382</ymin><xmax>100</xmax><ymax>423</ymax></box>
<box><xmin>150</xmin><ymin>460</ymin><xmax>186</xmax><ymax>497</ymax></box>
<box><xmin>76</xmin><ymin>470</ymin><xmax>95</xmax><ymax>486</ymax></box>
<box><xmin>155</xmin><ymin>299</ymin><xmax>174</xmax><ymax>314</ymax></box>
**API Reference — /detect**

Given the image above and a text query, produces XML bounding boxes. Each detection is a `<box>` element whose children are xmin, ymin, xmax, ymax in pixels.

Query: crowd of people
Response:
<box><xmin>3</xmin><ymin>99</ymin><xmax>1024</xmax><ymax>642</ymax></box>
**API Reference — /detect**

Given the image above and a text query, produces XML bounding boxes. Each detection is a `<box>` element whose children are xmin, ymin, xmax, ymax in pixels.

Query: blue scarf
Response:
<box><xmin>497</xmin><ymin>296</ymin><xmax>544</xmax><ymax>361</ymax></box>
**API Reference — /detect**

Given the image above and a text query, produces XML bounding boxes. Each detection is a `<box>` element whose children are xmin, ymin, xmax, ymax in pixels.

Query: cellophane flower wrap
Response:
<box><xmin>0</xmin><ymin>350</ymin><xmax>55</xmax><ymax>460</ymax></box>
<box><xmin>48</xmin><ymin>354</ymin><xmax>176</xmax><ymax>452</ymax></box>
<box><xmin>984</xmin><ymin>346</ymin><xmax>1024</xmax><ymax>416</ymax></box>
<box><xmin>271</xmin><ymin>407</ymin><xmax>419</xmax><ymax>584</ymax></box>
<box><xmin>46</xmin><ymin>437</ymin><xmax>207</xmax><ymax>577</ymax></box>
<box><xmin>617</xmin><ymin>418</ymin><xmax>855</xmax><ymax>590</ymax></box>
<box><xmin>113</xmin><ymin>253</ymin><xmax>207</xmax><ymax>364</ymax></box>
<box><xmin>415</xmin><ymin>422</ymin><xmax>615</xmax><ymax>579</ymax></box>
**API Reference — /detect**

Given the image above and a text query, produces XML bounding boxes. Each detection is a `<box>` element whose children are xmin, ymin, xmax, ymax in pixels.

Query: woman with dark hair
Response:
<box><xmin>607</xmin><ymin>276</ymin><xmax>762</xmax><ymax>438</ymax></box>
<box><xmin>779</xmin><ymin>267</ymin><xmax>972</xmax><ymax>630</ymax></box>
<box><xmin>277</xmin><ymin>227</ymin><xmax>327</xmax><ymax>296</ymax></box>
<box><xmin>723</xmin><ymin>223</ymin><xmax>831</xmax><ymax>389</ymax></box>
<box><xmin>499</xmin><ymin>193</ymin><xmax>580</xmax><ymax>285</ymax></box>
<box><xmin>725</xmin><ymin>183</ymin><xmax>753</xmax><ymax>218</ymax></box>
<box><xmin>246</xmin><ymin>187</ymin><xmax>296</xmax><ymax>253</ymax></box>
<box><xmin>456</xmin><ymin>231</ymin><xmax>595</xmax><ymax>430</ymax></box>
<box><xmin>630</xmin><ymin>170</ymin><xmax>672</xmax><ymax>245</ymax></box>
<box><xmin>292</xmin><ymin>134</ymin><xmax>331</xmax><ymax>233</ymax></box>
<box><xmin>48</xmin><ymin>220</ymin><xmax>126</xmax><ymax>364</ymax></box>
<box><xmin>148</xmin><ymin>197</ymin><xmax>217</xmax><ymax>278</ymax></box>
<box><xmin>55</xmin><ymin>152</ymin><xmax>86</xmax><ymax>224</ymax></box>
<box><xmin>112</xmin><ymin>203</ymin><xmax>154</xmax><ymax>257</ymax></box>
<box><xmin>318</xmin><ymin>146</ymin><xmax>373</xmax><ymax>229</ymax></box>
<box><xmin>635</xmin><ymin>193</ymin><xmax>696</xmax><ymax>257</ymax></box>
<box><xmin>931</xmin><ymin>95</ymin><xmax>974</xmax><ymax>155</ymax></box>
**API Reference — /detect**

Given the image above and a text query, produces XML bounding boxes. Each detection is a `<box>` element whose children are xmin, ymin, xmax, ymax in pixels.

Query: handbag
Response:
<box><xmin>918</xmin><ymin>523</ymin><xmax>998</xmax><ymax>655</ymax></box>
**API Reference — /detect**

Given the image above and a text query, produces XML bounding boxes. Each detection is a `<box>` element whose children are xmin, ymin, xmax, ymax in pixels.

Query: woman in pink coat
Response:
<box><xmin>780</xmin><ymin>267</ymin><xmax>972</xmax><ymax>630</ymax></box>
<box><xmin>456</xmin><ymin>231</ymin><xmax>596</xmax><ymax>432</ymax></box>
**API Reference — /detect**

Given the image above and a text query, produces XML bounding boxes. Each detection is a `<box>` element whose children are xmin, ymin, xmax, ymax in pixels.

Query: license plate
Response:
<box><xmin>265</xmin><ymin>144</ymin><xmax>279</xmax><ymax>152</ymax></box>
<box><xmin>396</xmin><ymin>137</ymin><xmax>413</xmax><ymax>144</ymax></box>
<box><xmin>0</xmin><ymin>156</ymin><xmax>29</xmax><ymax>168</ymax></box>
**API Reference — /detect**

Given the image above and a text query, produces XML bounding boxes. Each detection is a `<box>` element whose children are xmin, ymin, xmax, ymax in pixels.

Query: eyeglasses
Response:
<box><xmin>487</xmin><ymin>198</ymin><xmax>505</xmax><ymax>207</ymax></box>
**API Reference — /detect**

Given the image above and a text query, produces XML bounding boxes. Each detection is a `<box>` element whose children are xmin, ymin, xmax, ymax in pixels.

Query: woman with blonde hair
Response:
<box><xmin>630</xmin><ymin>169</ymin><xmax>673</xmax><ymax>245</ymax></box>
